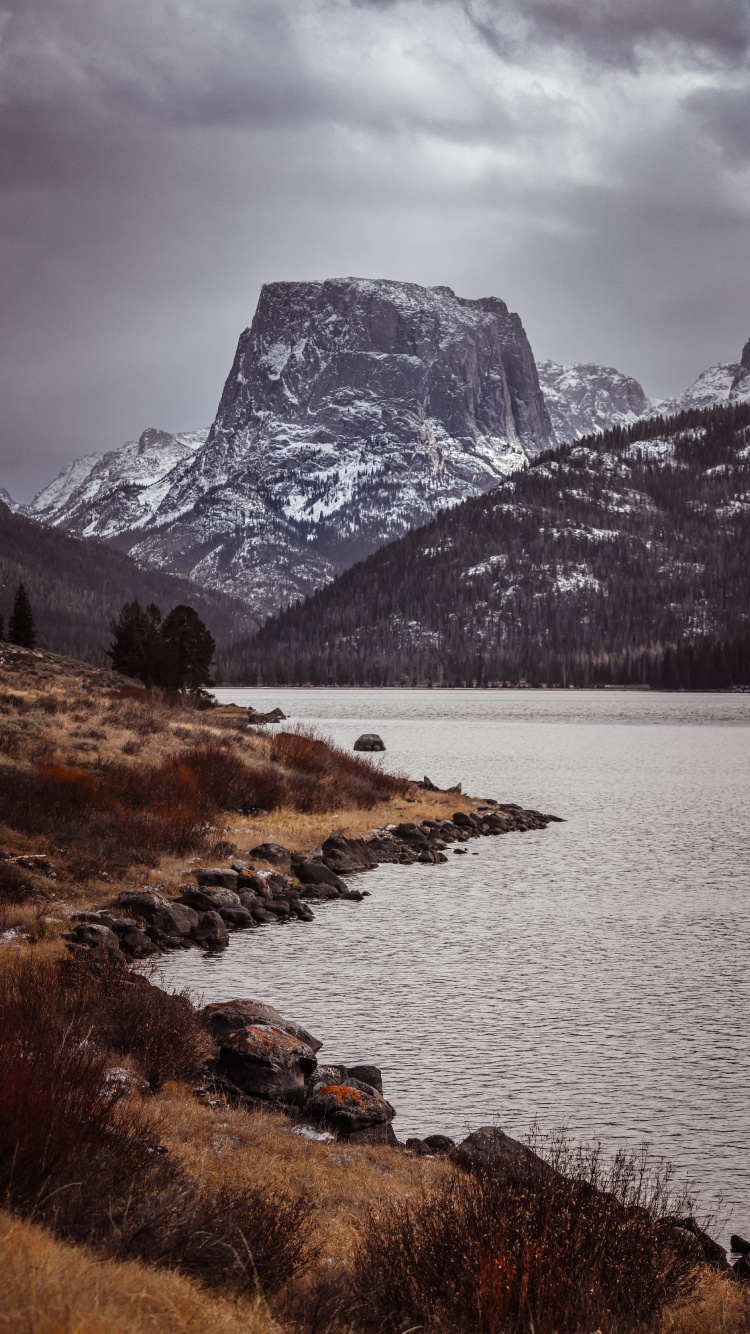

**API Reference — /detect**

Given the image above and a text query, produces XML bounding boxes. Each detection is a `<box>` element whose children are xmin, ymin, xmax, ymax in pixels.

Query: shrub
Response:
<box><xmin>344</xmin><ymin>1138</ymin><xmax>697</xmax><ymax>1334</ymax></box>
<box><xmin>269</xmin><ymin>727</ymin><xmax>408</xmax><ymax>808</ymax></box>
<box><xmin>0</xmin><ymin>954</ymin><xmax>210</xmax><ymax>1089</ymax></box>
<box><xmin>109</xmin><ymin>1174</ymin><xmax>317</xmax><ymax>1296</ymax></box>
<box><xmin>0</xmin><ymin>970</ymin><xmax>153</xmax><ymax>1212</ymax></box>
<box><xmin>0</xmin><ymin>952</ymin><xmax>315</xmax><ymax>1298</ymax></box>
<box><xmin>0</xmin><ymin>860</ymin><xmax>37</xmax><ymax>905</ymax></box>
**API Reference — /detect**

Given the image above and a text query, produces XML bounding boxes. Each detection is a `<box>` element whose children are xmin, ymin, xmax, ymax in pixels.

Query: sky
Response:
<box><xmin>1</xmin><ymin>0</ymin><xmax>750</xmax><ymax>501</ymax></box>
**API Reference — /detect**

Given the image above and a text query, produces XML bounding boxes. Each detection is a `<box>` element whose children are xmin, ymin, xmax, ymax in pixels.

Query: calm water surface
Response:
<box><xmin>159</xmin><ymin>689</ymin><xmax>750</xmax><ymax>1234</ymax></box>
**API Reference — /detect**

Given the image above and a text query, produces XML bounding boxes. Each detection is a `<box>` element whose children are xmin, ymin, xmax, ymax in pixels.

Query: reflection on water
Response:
<box><xmin>158</xmin><ymin>689</ymin><xmax>750</xmax><ymax>1234</ymax></box>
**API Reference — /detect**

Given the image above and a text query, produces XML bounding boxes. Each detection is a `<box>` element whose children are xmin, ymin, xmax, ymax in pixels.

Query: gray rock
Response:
<box><xmin>304</xmin><ymin>1077</ymin><xmax>396</xmax><ymax>1136</ymax></box>
<box><xmin>299</xmin><ymin>883</ymin><xmax>341</xmax><ymax>901</ymax></box>
<box><xmin>671</xmin><ymin>1228</ymin><xmax>706</xmax><ymax>1264</ymax></box>
<box><xmin>220</xmin><ymin>1022</ymin><xmax>318</xmax><ymax>1103</ymax></box>
<box><xmin>347</xmin><ymin>1063</ymin><xmax>383</xmax><ymax>1094</ymax></box>
<box><xmin>203</xmin><ymin>999</ymin><xmax>323</xmax><ymax>1054</ymax></box>
<box><xmin>405</xmin><ymin>1137</ymin><xmax>432</xmax><ymax>1155</ymax></box>
<box><xmin>110</xmin><ymin>920</ymin><xmax>160</xmax><ymax>957</ymax></box>
<box><xmin>251</xmin><ymin>906</ymin><xmax>278</xmax><ymax>923</ymax></box>
<box><xmin>294</xmin><ymin>860</ymin><xmax>347</xmax><ymax>893</ymax></box>
<box><xmin>179</xmin><ymin>886</ymin><xmax>241</xmax><ymax>913</ymax></box>
<box><xmin>67</xmin><ymin>922</ymin><xmax>122</xmax><ymax>952</ymax></box>
<box><xmin>321</xmin><ymin>834</ymin><xmax>379</xmax><ymax>873</ymax></box>
<box><xmin>734</xmin><ymin>1254</ymin><xmax>750</xmax><ymax>1284</ymax></box>
<box><xmin>219</xmin><ymin>905</ymin><xmax>255</xmax><ymax>928</ymax></box>
<box><xmin>264</xmin><ymin>899</ymin><xmax>291</xmax><ymax>917</ymax></box>
<box><xmin>194</xmin><ymin>867</ymin><xmax>239</xmax><ymax>891</ymax></box>
<box><xmin>347</xmin><ymin>1122</ymin><xmax>398</xmax><ymax>1146</ymax></box>
<box><xmin>248</xmin><ymin>843</ymin><xmax>292</xmax><ymax>874</ymax></box>
<box><xmin>246</xmin><ymin>706</ymin><xmax>287</xmax><ymax>724</ymax></box>
<box><xmin>192</xmin><ymin>909</ymin><xmax>229</xmax><ymax>948</ymax></box>
<box><xmin>423</xmin><ymin>1134</ymin><xmax>455</xmax><ymax>1153</ymax></box>
<box><xmin>454</xmin><ymin>1127</ymin><xmax>557</xmax><ymax>1184</ymax></box>
<box><xmin>353</xmin><ymin>733</ymin><xmax>386</xmax><ymax>752</ymax></box>
<box><xmin>117</xmin><ymin>890</ymin><xmax>199</xmax><ymax>940</ymax></box>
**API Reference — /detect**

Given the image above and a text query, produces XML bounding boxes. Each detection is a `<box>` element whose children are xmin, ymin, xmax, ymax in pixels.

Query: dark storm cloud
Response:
<box><xmin>0</xmin><ymin>0</ymin><xmax>749</xmax><ymax>500</ymax></box>
<box><xmin>503</xmin><ymin>0</ymin><xmax>749</xmax><ymax>62</ymax></box>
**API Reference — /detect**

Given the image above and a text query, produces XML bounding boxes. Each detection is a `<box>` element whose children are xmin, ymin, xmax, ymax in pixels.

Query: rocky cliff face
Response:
<box><xmin>536</xmin><ymin>361</ymin><xmax>653</xmax><ymax>444</ymax></box>
<box><xmin>101</xmin><ymin>279</ymin><xmax>552</xmax><ymax>612</ymax></box>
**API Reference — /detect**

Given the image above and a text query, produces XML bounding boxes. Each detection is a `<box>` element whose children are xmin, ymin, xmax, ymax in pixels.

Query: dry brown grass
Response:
<box><xmin>151</xmin><ymin>1082</ymin><xmax>452</xmax><ymax>1269</ymax></box>
<box><xmin>0</xmin><ymin>1210</ymin><xmax>273</xmax><ymax>1334</ymax></box>
<box><xmin>661</xmin><ymin>1269</ymin><xmax>750</xmax><ymax>1334</ymax></box>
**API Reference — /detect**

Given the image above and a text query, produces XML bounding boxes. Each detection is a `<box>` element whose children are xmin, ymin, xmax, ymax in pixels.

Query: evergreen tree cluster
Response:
<box><xmin>108</xmin><ymin>601</ymin><xmax>215</xmax><ymax>691</ymax></box>
<box><xmin>0</xmin><ymin>582</ymin><xmax>37</xmax><ymax>649</ymax></box>
<box><xmin>220</xmin><ymin>402</ymin><xmax>750</xmax><ymax>689</ymax></box>
<box><xmin>0</xmin><ymin>495</ymin><xmax>256</xmax><ymax>664</ymax></box>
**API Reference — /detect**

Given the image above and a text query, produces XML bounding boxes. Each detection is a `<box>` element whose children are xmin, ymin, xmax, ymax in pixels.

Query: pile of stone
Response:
<box><xmin>64</xmin><ymin>804</ymin><xmax>561</xmax><ymax>962</ymax></box>
<box><xmin>202</xmin><ymin>997</ymin><xmax>397</xmax><ymax>1145</ymax></box>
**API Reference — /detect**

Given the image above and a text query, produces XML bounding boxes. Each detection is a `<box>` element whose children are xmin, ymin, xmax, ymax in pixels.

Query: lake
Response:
<box><xmin>158</xmin><ymin>688</ymin><xmax>750</xmax><ymax>1237</ymax></box>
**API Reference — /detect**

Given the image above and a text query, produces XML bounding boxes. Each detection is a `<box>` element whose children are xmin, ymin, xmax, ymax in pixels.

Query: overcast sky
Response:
<box><xmin>2</xmin><ymin>0</ymin><xmax>750</xmax><ymax>500</ymax></box>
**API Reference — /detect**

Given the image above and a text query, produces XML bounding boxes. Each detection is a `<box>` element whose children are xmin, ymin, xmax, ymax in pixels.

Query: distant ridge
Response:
<box><xmin>226</xmin><ymin>401</ymin><xmax>750</xmax><ymax>687</ymax></box>
<box><xmin>0</xmin><ymin>499</ymin><xmax>257</xmax><ymax>665</ymax></box>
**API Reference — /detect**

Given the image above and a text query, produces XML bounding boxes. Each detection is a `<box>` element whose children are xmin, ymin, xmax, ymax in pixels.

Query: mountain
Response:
<box><xmin>658</xmin><ymin>338</ymin><xmax>750</xmax><ymax>414</ymax></box>
<box><xmin>227</xmin><ymin>401</ymin><xmax>750</xmax><ymax>687</ymax></box>
<box><xmin>0</xmin><ymin>500</ymin><xmax>257</xmax><ymax>665</ymax></box>
<box><xmin>18</xmin><ymin>287</ymin><xmax>750</xmax><ymax>622</ymax></box>
<box><xmin>25</xmin><ymin>427</ymin><xmax>208</xmax><ymax>535</ymax></box>
<box><xmin>0</xmin><ymin>487</ymin><xmax>17</xmax><ymax>511</ymax></box>
<box><xmin>536</xmin><ymin>361</ymin><xmax>653</xmax><ymax>443</ymax></box>
<box><xmin>24</xmin><ymin>279</ymin><xmax>552</xmax><ymax>614</ymax></box>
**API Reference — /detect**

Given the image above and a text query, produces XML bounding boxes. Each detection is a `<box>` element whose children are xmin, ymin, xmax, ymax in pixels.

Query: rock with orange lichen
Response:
<box><xmin>203</xmin><ymin>998</ymin><xmax>322</xmax><ymax>1053</ymax></box>
<box><xmin>219</xmin><ymin>1022</ymin><xmax>318</xmax><ymax>1103</ymax></box>
<box><xmin>303</xmin><ymin>1077</ymin><xmax>395</xmax><ymax>1136</ymax></box>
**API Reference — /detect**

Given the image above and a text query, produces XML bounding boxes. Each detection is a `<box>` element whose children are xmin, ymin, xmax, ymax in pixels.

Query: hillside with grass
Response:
<box><xmin>0</xmin><ymin>498</ymin><xmax>257</xmax><ymax>664</ymax></box>
<box><xmin>228</xmin><ymin>402</ymin><xmax>750</xmax><ymax>687</ymax></box>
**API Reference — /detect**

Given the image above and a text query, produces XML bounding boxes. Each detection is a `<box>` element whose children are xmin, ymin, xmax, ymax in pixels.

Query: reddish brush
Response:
<box><xmin>345</xmin><ymin>1139</ymin><xmax>698</xmax><ymax>1334</ymax></box>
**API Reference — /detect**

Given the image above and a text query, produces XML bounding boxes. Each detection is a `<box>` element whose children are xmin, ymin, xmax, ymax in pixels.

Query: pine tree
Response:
<box><xmin>0</xmin><ymin>612</ymin><xmax>4</xmax><ymax>641</ymax></box>
<box><xmin>8</xmin><ymin>582</ymin><xmax>36</xmax><ymax>649</ymax></box>
<box><xmin>107</xmin><ymin>601</ymin><xmax>162</xmax><ymax>684</ymax></box>
<box><xmin>159</xmin><ymin>605</ymin><xmax>215</xmax><ymax>692</ymax></box>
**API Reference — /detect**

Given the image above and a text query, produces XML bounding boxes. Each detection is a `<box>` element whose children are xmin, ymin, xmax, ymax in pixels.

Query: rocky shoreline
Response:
<box><xmin>196</xmin><ymin>993</ymin><xmax>749</xmax><ymax>1282</ymax></box>
<box><xmin>66</xmin><ymin>799</ymin><xmax>562</xmax><ymax>962</ymax></box>
<box><xmin>59</xmin><ymin>792</ymin><xmax>750</xmax><ymax>1285</ymax></box>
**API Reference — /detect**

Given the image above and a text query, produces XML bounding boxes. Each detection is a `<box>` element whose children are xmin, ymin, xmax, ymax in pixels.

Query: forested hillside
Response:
<box><xmin>0</xmin><ymin>501</ymin><xmax>257</xmax><ymax>663</ymax></box>
<box><xmin>224</xmin><ymin>403</ymin><xmax>750</xmax><ymax>688</ymax></box>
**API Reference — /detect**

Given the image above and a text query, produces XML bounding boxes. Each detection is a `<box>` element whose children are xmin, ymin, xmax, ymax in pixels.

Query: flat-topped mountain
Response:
<box><xmin>22</xmin><ymin>280</ymin><xmax>552</xmax><ymax>613</ymax></box>
<box><xmin>15</xmin><ymin>285</ymin><xmax>750</xmax><ymax>620</ymax></box>
<box><xmin>126</xmin><ymin>278</ymin><xmax>553</xmax><ymax>609</ymax></box>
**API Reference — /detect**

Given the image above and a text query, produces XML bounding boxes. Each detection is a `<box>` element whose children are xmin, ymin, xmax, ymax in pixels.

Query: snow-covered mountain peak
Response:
<box><xmin>537</xmin><ymin>360</ymin><xmax>652</xmax><ymax>444</ymax></box>
<box><xmin>25</xmin><ymin>426</ymin><xmax>208</xmax><ymax>534</ymax></box>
